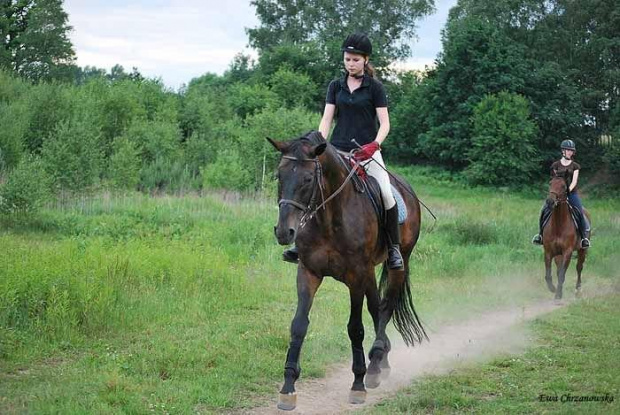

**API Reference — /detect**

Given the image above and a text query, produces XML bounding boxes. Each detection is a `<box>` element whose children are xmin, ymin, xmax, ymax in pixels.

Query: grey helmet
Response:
<box><xmin>561</xmin><ymin>139</ymin><xmax>576</xmax><ymax>152</ymax></box>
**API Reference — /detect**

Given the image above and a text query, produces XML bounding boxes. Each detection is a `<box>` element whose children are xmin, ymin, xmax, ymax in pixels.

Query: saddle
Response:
<box><xmin>338</xmin><ymin>154</ymin><xmax>407</xmax><ymax>226</ymax></box>
<box><xmin>541</xmin><ymin>201</ymin><xmax>584</xmax><ymax>237</ymax></box>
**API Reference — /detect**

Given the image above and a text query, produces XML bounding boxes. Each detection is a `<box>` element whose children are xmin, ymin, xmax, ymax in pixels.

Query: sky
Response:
<box><xmin>64</xmin><ymin>0</ymin><xmax>457</xmax><ymax>90</ymax></box>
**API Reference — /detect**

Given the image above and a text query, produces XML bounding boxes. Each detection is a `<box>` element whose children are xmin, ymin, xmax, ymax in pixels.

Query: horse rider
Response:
<box><xmin>532</xmin><ymin>139</ymin><xmax>590</xmax><ymax>249</ymax></box>
<box><xmin>283</xmin><ymin>33</ymin><xmax>404</xmax><ymax>270</ymax></box>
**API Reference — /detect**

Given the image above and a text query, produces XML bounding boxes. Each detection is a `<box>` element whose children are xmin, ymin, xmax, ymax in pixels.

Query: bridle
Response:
<box><xmin>549</xmin><ymin>179</ymin><xmax>568</xmax><ymax>208</ymax></box>
<box><xmin>277</xmin><ymin>154</ymin><xmax>361</xmax><ymax>228</ymax></box>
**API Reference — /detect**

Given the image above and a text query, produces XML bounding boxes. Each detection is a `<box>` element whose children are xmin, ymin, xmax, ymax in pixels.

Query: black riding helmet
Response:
<box><xmin>341</xmin><ymin>33</ymin><xmax>372</xmax><ymax>56</ymax></box>
<box><xmin>561</xmin><ymin>139</ymin><xmax>576</xmax><ymax>152</ymax></box>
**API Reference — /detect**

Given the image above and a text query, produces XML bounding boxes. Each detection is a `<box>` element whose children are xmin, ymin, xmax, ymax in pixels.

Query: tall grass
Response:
<box><xmin>0</xmin><ymin>167</ymin><xmax>618</xmax><ymax>412</ymax></box>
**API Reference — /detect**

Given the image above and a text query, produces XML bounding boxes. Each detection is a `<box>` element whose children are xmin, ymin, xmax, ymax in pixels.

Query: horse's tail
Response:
<box><xmin>379</xmin><ymin>263</ymin><xmax>428</xmax><ymax>346</ymax></box>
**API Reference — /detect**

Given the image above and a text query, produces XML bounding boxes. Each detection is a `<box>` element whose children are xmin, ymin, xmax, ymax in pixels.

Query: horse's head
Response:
<box><xmin>547</xmin><ymin>176</ymin><xmax>568</xmax><ymax>208</ymax></box>
<box><xmin>267</xmin><ymin>132</ymin><xmax>327</xmax><ymax>245</ymax></box>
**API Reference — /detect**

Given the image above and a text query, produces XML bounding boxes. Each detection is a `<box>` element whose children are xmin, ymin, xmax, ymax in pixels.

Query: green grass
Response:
<box><xmin>0</xmin><ymin>167</ymin><xmax>618</xmax><ymax>413</ymax></box>
<box><xmin>365</xmin><ymin>294</ymin><xmax>620</xmax><ymax>415</ymax></box>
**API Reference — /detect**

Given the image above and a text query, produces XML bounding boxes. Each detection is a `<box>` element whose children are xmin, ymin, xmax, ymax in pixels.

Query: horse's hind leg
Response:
<box><xmin>575</xmin><ymin>249</ymin><xmax>586</xmax><ymax>297</ymax></box>
<box><xmin>278</xmin><ymin>265</ymin><xmax>322</xmax><ymax>411</ymax></box>
<box><xmin>365</xmin><ymin>272</ymin><xmax>389</xmax><ymax>389</ymax></box>
<box><xmin>544</xmin><ymin>251</ymin><xmax>555</xmax><ymax>293</ymax></box>
<box><xmin>347</xmin><ymin>279</ymin><xmax>368</xmax><ymax>404</ymax></box>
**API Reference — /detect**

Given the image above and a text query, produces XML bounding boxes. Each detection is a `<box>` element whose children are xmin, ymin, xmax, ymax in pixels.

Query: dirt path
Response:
<box><xmin>245</xmin><ymin>299</ymin><xmax>568</xmax><ymax>415</ymax></box>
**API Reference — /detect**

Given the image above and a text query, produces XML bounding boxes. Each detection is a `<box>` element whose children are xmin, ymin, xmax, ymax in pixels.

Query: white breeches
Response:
<box><xmin>360</xmin><ymin>150</ymin><xmax>396</xmax><ymax>209</ymax></box>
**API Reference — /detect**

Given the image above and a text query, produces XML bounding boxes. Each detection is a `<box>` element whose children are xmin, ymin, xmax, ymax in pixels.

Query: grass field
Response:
<box><xmin>1</xmin><ymin>166</ymin><xmax>618</xmax><ymax>413</ymax></box>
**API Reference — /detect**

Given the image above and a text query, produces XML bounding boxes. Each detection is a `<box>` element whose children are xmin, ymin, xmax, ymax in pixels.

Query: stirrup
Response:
<box><xmin>532</xmin><ymin>234</ymin><xmax>543</xmax><ymax>245</ymax></box>
<box><xmin>388</xmin><ymin>245</ymin><xmax>404</xmax><ymax>270</ymax></box>
<box><xmin>282</xmin><ymin>246</ymin><xmax>299</xmax><ymax>263</ymax></box>
<box><xmin>581</xmin><ymin>238</ymin><xmax>590</xmax><ymax>249</ymax></box>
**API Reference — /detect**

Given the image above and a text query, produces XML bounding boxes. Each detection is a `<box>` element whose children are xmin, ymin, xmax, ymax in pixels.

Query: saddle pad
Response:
<box><xmin>392</xmin><ymin>184</ymin><xmax>407</xmax><ymax>224</ymax></box>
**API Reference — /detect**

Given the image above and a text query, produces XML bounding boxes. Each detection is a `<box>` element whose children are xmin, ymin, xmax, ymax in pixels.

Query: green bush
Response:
<box><xmin>465</xmin><ymin>92</ymin><xmax>539</xmax><ymax>187</ymax></box>
<box><xmin>140</xmin><ymin>157</ymin><xmax>197</xmax><ymax>193</ymax></box>
<box><xmin>123</xmin><ymin>119</ymin><xmax>182</xmax><ymax>163</ymax></box>
<box><xmin>0</xmin><ymin>100</ymin><xmax>28</xmax><ymax>172</ymax></box>
<box><xmin>237</xmin><ymin>106</ymin><xmax>320</xmax><ymax>190</ymax></box>
<box><xmin>41</xmin><ymin>115</ymin><xmax>104</xmax><ymax>193</ymax></box>
<box><xmin>108</xmin><ymin>137</ymin><xmax>141</xmax><ymax>190</ymax></box>
<box><xmin>269</xmin><ymin>67</ymin><xmax>317</xmax><ymax>109</ymax></box>
<box><xmin>227</xmin><ymin>82</ymin><xmax>281</xmax><ymax>119</ymax></box>
<box><xmin>202</xmin><ymin>149</ymin><xmax>252</xmax><ymax>191</ymax></box>
<box><xmin>0</xmin><ymin>155</ymin><xmax>51</xmax><ymax>214</ymax></box>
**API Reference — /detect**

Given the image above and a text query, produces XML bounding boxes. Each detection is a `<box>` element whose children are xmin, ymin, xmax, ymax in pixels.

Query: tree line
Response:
<box><xmin>1</xmin><ymin>0</ymin><xmax>618</xmax><ymax>213</ymax></box>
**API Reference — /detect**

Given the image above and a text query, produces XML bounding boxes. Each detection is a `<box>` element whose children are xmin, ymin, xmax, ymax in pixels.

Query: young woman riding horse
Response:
<box><xmin>269</xmin><ymin>131</ymin><xmax>426</xmax><ymax>410</ymax></box>
<box><xmin>532</xmin><ymin>139</ymin><xmax>590</xmax><ymax>249</ymax></box>
<box><xmin>283</xmin><ymin>33</ymin><xmax>403</xmax><ymax>270</ymax></box>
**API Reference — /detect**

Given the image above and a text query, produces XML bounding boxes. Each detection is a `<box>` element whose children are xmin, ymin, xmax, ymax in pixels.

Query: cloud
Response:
<box><xmin>64</xmin><ymin>0</ymin><xmax>456</xmax><ymax>89</ymax></box>
<box><xmin>65</xmin><ymin>0</ymin><xmax>259</xmax><ymax>88</ymax></box>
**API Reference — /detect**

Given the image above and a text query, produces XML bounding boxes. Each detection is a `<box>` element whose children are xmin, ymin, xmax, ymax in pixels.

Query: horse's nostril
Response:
<box><xmin>288</xmin><ymin>228</ymin><xmax>296</xmax><ymax>241</ymax></box>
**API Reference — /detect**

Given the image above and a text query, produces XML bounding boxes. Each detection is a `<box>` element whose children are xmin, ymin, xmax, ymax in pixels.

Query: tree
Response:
<box><xmin>248</xmin><ymin>0</ymin><xmax>435</xmax><ymax>75</ymax></box>
<box><xmin>465</xmin><ymin>92</ymin><xmax>539</xmax><ymax>187</ymax></box>
<box><xmin>0</xmin><ymin>0</ymin><xmax>75</xmax><ymax>82</ymax></box>
<box><xmin>417</xmin><ymin>16</ymin><xmax>531</xmax><ymax>167</ymax></box>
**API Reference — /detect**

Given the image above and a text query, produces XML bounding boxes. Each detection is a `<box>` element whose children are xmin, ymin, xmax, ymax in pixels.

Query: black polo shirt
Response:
<box><xmin>326</xmin><ymin>74</ymin><xmax>388</xmax><ymax>152</ymax></box>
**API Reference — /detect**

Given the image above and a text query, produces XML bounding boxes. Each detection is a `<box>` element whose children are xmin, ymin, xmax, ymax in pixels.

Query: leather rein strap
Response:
<box><xmin>278</xmin><ymin>154</ymin><xmax>361</xmax><ymax>228</ymax></box>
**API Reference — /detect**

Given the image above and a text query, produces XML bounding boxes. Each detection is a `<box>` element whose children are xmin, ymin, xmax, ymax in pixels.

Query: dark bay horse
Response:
<box><xmin>543</xmin><ymin>177</ymin><xmax>590</xmax><ymax>300</ymax></box>
<box><xmin>268</xmin><ymin>131</ymin><xmax>427</xmax><ymax>410</ymax></box>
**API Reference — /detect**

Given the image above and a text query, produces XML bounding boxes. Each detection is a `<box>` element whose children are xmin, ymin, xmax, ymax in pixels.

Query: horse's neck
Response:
<box><xmin>317</xmin><ymin>151</ymin><xmax>356</xmax><ymax>220</ymax></box>
<box><xmin>551</xmin><ymin>203</ymin><xmax>571</xmax><ymax>229</ymax></box>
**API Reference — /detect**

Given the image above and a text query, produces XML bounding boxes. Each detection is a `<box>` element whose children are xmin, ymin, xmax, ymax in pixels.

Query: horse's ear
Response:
<box><xmin>311</xmin><ymin>143</ymin><xmax>327</xmax><ymax>157</ymax></box>
<box><xmin>266</xmin><ymin>137</ymin><xmax>289</xmax><ymax>152</ymax></box>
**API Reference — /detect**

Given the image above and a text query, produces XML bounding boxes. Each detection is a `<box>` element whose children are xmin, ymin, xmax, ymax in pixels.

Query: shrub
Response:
<box><xmin>0</xmin><ymin>155</ymin><xmax>51</xmax><ymax>214</ymax></box>
<box><xmin>269</xmin><ymin>67</ymin><xmax>317</xmax><ymax>109</ymax></box>
<box><xmin>41</xmin><ymin>115</ymin><xmax>104</xmax><ymax>193</ymax></box>
<box><xmin>465</xmin><ymin>92</ymin><xmax>539</xmax><ymax>187</ymax></box>
<box><xmin>202</xmin><ymin>149</ymin><xmax>252</xmax><ymax>191</ymax></box>
<box><xmin>108</xmin><ymin>137</ymin><xmax>141</xmax><ymax>190</ymax></box>
<box><xmin>227</xmin><ymin>83</ymin><xmax>281</xmax><ymax>119</ymax></box>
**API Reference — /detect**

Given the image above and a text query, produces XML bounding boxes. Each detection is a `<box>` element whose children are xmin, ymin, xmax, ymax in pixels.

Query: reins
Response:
<box><xmin>278</xmin><ymin>154</ymin><xmax>362</xmax><ymax>228</ymax></box>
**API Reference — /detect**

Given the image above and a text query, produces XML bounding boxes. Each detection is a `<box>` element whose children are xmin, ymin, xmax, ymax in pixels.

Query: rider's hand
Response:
<box><xmin>353</xmin><ymin>141</ymin><xmax>380</xmax><ymax>161</ymax></box>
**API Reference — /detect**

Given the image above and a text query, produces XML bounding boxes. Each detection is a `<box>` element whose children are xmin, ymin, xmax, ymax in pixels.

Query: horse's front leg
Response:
<box><xmin>347</xmin><ymin>279</ymin><xmax>367</xmax><ymax>404</ymax></box>
<box><xmin>544</xmin><ymin>250</ymin><xmax>555</xmax><ymax>293</ymax></box>
<box><xmin>278</xmin><ymin>264</ymin><xmax>322</xmax><ymax>411</ymax></box>
<box><xmin>555</xmin><ymin>251</ymin><xmax>572</xmax><ymax>300</ymax></box>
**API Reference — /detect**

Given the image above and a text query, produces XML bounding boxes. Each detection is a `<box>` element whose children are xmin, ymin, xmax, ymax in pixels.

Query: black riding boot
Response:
<box><xmin>386</xmin><ymin>205</ymin><xmax>404</xmax><ymax>270</ymax></box>
<box><xmin>580</xmin><ymin>214</ymin><xmax>591</xmax><ymax>249</ymax></box>
<box><xmin>282</xmin><ymin>245</ymin><xmax>299</xmax><ymax>263</ymax></box>
<box><xmin>532</xmin><ymin>204</ymin><xmax>551</xmax><ymax>245</ymax></box>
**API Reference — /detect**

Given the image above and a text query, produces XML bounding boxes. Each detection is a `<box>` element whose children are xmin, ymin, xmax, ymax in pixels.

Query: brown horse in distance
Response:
<box><xmin>543</xmin><ymin>176</ymin><xmax>590</xmax><ymax>300</ymax></box>
<box><xmin>268</xmin><ymin>131</ymin><xmax>427</xmax><ymax>410</ymax></box>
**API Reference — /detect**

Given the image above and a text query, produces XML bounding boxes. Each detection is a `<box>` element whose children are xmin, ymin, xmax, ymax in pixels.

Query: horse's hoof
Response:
<box><xmin>277</xmin><ymin>392</ymin><xmax>297</xmax><ymax>411</ymax></box>
<box><xmin>380</xmin><ymin>367</ymin><xmax>391</xmax><ymax>380</ymax></box>
<box><xmin>349</xmin><ymin>389</ymin><xmax>367</xmax><ymax>404</ymax></box>
<box><xmin>546</xmin><ymin>283</ymin><xmax>556</xmax><ymax>293</ymax></box>
<box><xmin>365</xmin><ymin>372</ymin><xmax>381</xmax><ymax>389</ymax></box>
<box><xmin>553</xmin><ymin>298</ymin><xmax>563</xmax><ymax>306</ymax></box>
<box><xmin>575</xmin><ymin>288</ymin><xmax>582</xmax><ymax>298</ymax></box>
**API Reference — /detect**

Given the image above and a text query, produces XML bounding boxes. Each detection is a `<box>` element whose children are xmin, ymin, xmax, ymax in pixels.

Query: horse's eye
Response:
<box><xmin>303</xmin><ymin>175</ymin><xmax>313</xmax><ymax>184</ymax></box>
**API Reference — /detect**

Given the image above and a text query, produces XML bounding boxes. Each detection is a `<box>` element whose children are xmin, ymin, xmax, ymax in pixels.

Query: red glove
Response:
<box><xmin>353</xmin><ymin>141</ymin><xmax>380</xmax><ymax>161</ymax></box>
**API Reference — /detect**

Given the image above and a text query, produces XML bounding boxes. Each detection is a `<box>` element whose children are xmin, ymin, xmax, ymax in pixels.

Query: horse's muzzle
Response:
<box><xmin>274</xmin><ymin>225</ymin><xmax>297</xmax><ymax>245</ymax></box>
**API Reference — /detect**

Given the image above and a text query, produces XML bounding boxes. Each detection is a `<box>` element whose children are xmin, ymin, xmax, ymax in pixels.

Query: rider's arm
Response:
<box><xmin>374</xmin><ymin>107</ymin><xmax>390</xmax><ymax>146</ymax></box>
<box><xmin>319</xmin><ymin>104</ymin><xmax>335</xmax><ymax>139</ymax></box>
<box><xmin>569</xmin><ymin>169</ymin><xmax>579</xmax><ymax>192</ymax></box>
